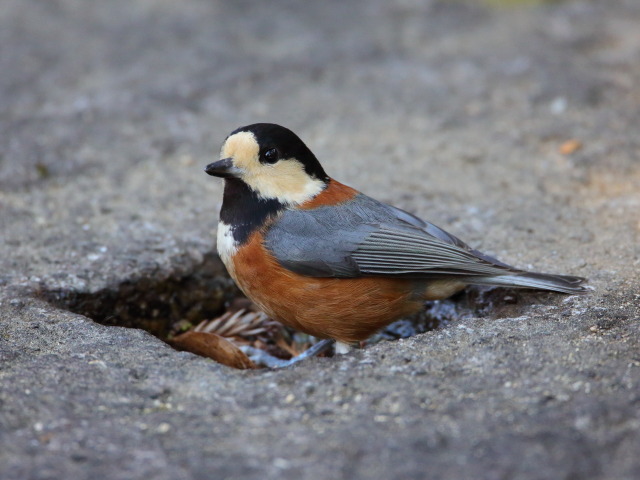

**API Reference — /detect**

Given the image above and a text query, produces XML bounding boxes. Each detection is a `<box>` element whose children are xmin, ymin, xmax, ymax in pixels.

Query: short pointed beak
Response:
<box><xmin>205</xmin><ymin>158</ymin><xmax>242</xmax><ymax>178</ymax></box>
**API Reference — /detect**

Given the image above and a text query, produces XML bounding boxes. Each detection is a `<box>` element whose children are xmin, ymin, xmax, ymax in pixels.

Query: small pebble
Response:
<box><xmin>156</xmin><ymin>423</ymin><xmax>171</xmax><ymax>434</ymax></box>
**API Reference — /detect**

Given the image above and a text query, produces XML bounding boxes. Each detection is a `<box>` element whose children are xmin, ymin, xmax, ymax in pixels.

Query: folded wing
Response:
<box><xmin>264</xmin><ymin>193</ymin><xmax>517</xmax><ymax>279</ymax></box>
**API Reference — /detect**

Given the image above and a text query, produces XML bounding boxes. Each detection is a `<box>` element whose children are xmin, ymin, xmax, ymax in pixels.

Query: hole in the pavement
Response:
<box><xmin>42</xmin><ymin>253</ymin><xmax>239</xmax><ymax>340</ymax></box>
<box><xmin>39</xmin><ymin>252</ymin><xmax>529</xmax><ymax>366</ymax></box>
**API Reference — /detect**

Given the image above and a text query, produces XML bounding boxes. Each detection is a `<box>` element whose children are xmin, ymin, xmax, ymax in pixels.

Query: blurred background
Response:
<box><xmin>1</xmin><ymin>1</ymin><xmax>639</xmax><ymax>478</ymax></box>
<box><xmin>2</xmin><ymin>0</ymin><xmax>638</xmax><ymax>284</ymax></box>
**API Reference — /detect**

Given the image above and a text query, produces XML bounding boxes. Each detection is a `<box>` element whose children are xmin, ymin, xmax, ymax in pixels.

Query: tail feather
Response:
<box><xmin>469</xmin><ymin>271</ymin><xmax>588</xmax><ymax>294</ymax></box>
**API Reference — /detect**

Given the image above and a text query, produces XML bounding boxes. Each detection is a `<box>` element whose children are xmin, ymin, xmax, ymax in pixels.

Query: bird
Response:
<box><xmin>205</xmin><ymin>123</ymin><xmax>586</xmax><ymax>366</ymax></box>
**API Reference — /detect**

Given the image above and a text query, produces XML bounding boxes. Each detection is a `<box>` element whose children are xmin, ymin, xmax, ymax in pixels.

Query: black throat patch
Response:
<box><xmin>220</xmin><ymin>178</ymin><xmax>284</xmax><ymax>245</ymax></box>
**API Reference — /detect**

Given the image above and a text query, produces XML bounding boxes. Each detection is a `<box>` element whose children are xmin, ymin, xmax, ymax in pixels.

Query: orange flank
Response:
<box><xmin>230</xmin><ymin>231</ymin><xmax>424</xmax><ymax>343</ymax></box>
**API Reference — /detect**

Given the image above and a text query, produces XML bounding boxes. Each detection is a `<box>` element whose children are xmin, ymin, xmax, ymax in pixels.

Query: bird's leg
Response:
<box><xmin>241</xmin><ymin>338</ymin><xmax>336</xmax><ymax>368</ymax></box>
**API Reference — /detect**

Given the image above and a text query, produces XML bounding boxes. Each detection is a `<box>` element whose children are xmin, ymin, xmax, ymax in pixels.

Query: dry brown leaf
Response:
<box><xmin>170</xmin><ymin>331</ymin><xmax>256</xmax><ymax>370</ymax></box>
<box><xmin>559</xmin><ymin>139</ymin><xmax>582</xmax><ymax>155</ymax></box>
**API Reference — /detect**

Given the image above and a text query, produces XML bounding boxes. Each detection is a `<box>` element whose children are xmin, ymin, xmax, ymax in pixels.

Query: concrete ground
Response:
<box><xmin>1</xmin><ymin>0</ymin><xmax>639</xmax><ymax>478</ymax></box>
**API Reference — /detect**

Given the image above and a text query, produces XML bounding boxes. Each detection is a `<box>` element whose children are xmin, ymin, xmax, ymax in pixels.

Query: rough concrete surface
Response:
<box><xmin>1</xmin><ymin>0</ymin><xmax>639</xmax><ymax>479</ymax></box>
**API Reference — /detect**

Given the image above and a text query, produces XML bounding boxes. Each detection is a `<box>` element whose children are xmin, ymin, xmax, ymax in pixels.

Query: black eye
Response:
<box><xmin>262</xmin><ymin>148</ymin><xmax>279</xmax><ymax>164</ymax></box>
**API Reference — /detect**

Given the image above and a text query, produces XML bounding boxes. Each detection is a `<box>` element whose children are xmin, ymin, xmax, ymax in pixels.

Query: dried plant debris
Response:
<box><xmin>559</xmin><ymin>139</ymin><xmax>583</xmax><ymax>155</ymax></box>
<box><xmin>169</xmin><ymin>296</ymin><xmax>450</xmax><ymax>370</ymax></box>
<box><xmin>169</xmin><ymin>301</ymin><xmax>322</xmax><ymax>369</ymax></box>
<box><xmin>171</xmin><ymin>330</ymin><xmax>257</xmax><ymax>370</ymax></box>
<box><xmin>193</xmin><ymin>309</ymin><xmax>273</xmax><ymax>340</ymax></box>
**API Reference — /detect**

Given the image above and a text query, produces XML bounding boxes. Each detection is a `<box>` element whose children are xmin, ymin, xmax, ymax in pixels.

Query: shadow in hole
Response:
<box><xmin>40</xmin><ymin>252</ymin><xmax>239</xmax><ymax>340</ymax></box>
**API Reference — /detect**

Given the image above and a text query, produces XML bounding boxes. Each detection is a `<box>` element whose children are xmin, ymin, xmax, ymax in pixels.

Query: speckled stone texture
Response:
<box><xmin>1</xmin><ymin>1</ymin><xmax>639</xmax><ymax>479</ymax></box>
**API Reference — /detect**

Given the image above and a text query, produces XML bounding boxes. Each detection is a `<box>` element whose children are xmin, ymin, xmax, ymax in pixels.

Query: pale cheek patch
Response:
<box><xmin>244</xmin><ymin>160</ymin><xmax>325</xmax><ymax>205</ymax></box>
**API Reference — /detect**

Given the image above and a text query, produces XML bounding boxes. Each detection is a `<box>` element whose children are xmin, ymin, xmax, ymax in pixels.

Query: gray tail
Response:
<box><xmin>469</xmin><ymin>272</ymin><xmax>588</xmax><ymax>294</ymax></box>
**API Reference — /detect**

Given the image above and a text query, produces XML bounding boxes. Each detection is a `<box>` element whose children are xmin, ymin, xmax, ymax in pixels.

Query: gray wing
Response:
<box><xmin>264</xmin><ymin>193</ymin><xmax>518</xmax><ymax>279</ymax></box>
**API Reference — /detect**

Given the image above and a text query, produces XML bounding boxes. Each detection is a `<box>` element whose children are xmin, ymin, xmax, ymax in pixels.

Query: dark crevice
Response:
<box><xmin>41</xmin><ymin>253</ymin><xmax>239</xmax><ymax>340</ymax></box>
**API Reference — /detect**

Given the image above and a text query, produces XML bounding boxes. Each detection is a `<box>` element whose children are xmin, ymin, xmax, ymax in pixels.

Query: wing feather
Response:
<box><xmin>352</xmin><ymin>228</ymin><xmax>510</xmax><ymax>277</ymax></box>
<box><xmin>264</xmin><ymin>193</ymin><xmax>519</xmax><ymax>279</ymax></box>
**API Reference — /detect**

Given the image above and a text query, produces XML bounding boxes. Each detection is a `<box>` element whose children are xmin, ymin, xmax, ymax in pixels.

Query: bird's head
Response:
<box><xmin>206</xmin><ymin>123</ymin><xmax>329</xmax><ymax>205</ymax></box>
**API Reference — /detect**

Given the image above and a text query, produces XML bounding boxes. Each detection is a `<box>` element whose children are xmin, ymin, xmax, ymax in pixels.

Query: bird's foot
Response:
<box><xmin>240</xmin><ymin>339</ymin><xmax>336</xmax><ymax>368</ymax></box>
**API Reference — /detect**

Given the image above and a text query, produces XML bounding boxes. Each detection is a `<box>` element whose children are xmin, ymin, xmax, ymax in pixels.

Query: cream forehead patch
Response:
<box><xmin>221</xmin><ymin>131</ymin><xmax>259</xmax><ymax>167</ymax></box>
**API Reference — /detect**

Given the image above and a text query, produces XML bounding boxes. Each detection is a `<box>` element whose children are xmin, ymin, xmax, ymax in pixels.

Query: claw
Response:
<box><xmin>240</xmin><ymin>339</ymin><xmax>336</xmax><ymax>368</ymax></box>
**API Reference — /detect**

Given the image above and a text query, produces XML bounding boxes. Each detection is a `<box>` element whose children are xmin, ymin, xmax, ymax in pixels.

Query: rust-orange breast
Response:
<box><xmin>231</xmin><ymin>231</ymin><xmax>424</xmax><ymax>343</ymax></box>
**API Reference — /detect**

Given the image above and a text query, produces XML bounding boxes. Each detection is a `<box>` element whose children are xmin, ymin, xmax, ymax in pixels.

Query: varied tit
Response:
<box><xmin>205</xmin><ymin>123</ymin><xmax>586</xmax><ymax>367</ymax></box>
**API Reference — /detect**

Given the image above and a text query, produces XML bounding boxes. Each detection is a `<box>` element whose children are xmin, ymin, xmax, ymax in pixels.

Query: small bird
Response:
<box><xmin>205</xmin><ymin>123</ymin><xmax>586</xmax><ymax>366</ymax></box>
